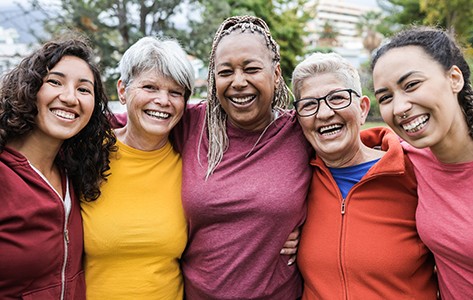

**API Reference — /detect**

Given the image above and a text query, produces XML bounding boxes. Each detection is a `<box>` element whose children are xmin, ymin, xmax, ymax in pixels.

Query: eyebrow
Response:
<box><xmin>374</xmin><ymin>71</ymin><xmax>420</xmax><ymax>96</ymax></box>
<box><xmin>216</xmin><ymin>58</ymin><xmax>262</xmax><ymax>68</ymax></box>
<box><xmin>48</xmin><ymin>71</ymin><xmax>94</xmax><ymax>86</ymax></box>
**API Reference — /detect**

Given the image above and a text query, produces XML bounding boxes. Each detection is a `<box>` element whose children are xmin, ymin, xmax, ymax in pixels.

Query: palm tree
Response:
<box><xmin>356</xmin><ymin>11</ymin><xmax>384</xmax><ymax>54</ymax></box>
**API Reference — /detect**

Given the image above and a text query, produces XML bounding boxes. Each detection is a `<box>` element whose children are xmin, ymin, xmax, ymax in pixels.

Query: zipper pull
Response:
<box><xmin>341</xmin><ymin>199</ymin><xmax>346</xmax><ymax>215</ymax></box>
<box><xmin>64</xmin><ymin>229</ymin><xmax>70</xmax><ymax>244</ymax></box>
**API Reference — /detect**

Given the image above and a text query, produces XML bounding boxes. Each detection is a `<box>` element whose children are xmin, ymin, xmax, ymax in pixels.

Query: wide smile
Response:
<box><xmin>228</xmin><ymin>95</ymin><xmax>256</xmax><ymax>106</ymax></box>
<box><xmin>51</xmin><ymin>109</ymin><xmax>77</xmax><ymax>120</ymax></box>
<box><xmin>318</xmin><ymin>123</ymin><xmax>343</xmax><ymax>136</ymax></box>
<box><xmin>145</xmin><ymin>109</ymin><xmax>171</xmax><ymax>119</ymax></box>
<box><xmin>401</xmin><ymin>114</ymin><xmax>429</xmax><ymax>133</ymax></box>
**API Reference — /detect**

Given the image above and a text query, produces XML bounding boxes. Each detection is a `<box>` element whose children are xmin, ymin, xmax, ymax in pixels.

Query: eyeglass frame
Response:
<box><xmin>294</xmin><ymin>88</ymin><xmax>360</xmax><ymax>117</ymax></box>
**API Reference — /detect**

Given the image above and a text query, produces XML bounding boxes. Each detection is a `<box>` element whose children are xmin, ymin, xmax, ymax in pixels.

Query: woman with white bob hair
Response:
<box><xmin>81</xmin><ymin>36</ymin><xmax>194</xmax><ymax>299</ymax></box>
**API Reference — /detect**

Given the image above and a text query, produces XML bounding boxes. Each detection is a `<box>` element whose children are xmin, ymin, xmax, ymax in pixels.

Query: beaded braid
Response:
<box><xmin>202</xmin><ymin>15</ymin><xmax>291</xmax><ymax>179</ymax></box>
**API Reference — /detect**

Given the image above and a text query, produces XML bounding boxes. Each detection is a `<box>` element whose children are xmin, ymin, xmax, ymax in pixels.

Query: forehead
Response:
<box><xmin>373</xmin><ymin>46</ymin><xmax>440</xmax><ymax>80</ymax></box>
<box><xmin>215</xmin><ymin>32</ymin><xmax>272</xmax><ymax>63</ymax></box>
<box><xmin>132</xmin><ymin>69</ymin><xmax>183</xmax><ymax>88</ymax></box>
<box><xmin>300</xmin><ymin>73</ymin><xmax>346</xmax><ymax>97</ymax></box>
<box><xmin>50</xmin><ymin>55</ymin><xmax>94</xmax><ymax>79</ymax></box>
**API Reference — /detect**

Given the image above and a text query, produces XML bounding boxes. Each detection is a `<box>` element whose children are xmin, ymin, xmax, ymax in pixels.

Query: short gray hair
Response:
<box><xmin>118</xmin><ymin>36</ymin><xmax>195</xmax><ymax>101</ymax></box>
<box><xmin>292</xmin><ymin>52</ymin><xmax>361</xmax><ymax>100</ymax></box>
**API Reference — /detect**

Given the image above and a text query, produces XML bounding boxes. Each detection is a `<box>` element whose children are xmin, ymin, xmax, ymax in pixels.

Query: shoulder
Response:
<box><xmin>401</xmin><ymin>141</ymin><xmax>432</xmax><ymax>164</ymax></box>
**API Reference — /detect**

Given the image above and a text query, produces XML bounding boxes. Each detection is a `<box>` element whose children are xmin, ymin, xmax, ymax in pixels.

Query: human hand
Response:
<box><xmin>280</xmin><ymin>227</ymin><xmax>300</xmax><ymax>266</ymax></box>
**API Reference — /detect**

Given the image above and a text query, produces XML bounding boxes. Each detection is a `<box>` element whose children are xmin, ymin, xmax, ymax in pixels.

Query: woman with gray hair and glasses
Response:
<box><xmin>293</xmin><ymin>52</ymin><xmax>437</xmax><ymax>299</ymax></box>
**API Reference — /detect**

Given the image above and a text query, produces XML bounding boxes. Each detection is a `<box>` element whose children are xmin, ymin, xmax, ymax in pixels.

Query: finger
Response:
<box><xmin>286</xmin><ymin>231</ymin><xmax>299</xmax><ymax>241</ymax></box>
<box><xmin>287</xmin><ymin>255</ymin><xmax>297</xmax><ymax>266</ymax></box>
<box><xmin>282</xmin><ymin>240</ymin><xmax>298</xmax><ymax>249</ymax></box>
<box><xmin>280</xmin><ymin>247</ymin><xmax>297</xmax><ymax>255</ymax></box>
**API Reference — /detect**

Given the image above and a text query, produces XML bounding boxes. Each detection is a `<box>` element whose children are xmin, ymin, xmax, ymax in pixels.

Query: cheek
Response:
<box><xmin>298</xmin><ymin>118</ymin><xmax>317</xmax><ymax>142</ymax></box>
<box><xmin>84</xmin><ymin>97</ymin><xmax>96</xmax><ymax>118</ymax></box>
<box><xmin>377</xmin><ymin>104</ymin><xmax>391</xmax><ymax>122</ymax></box>
<box><xmin>214</xmin><ymin>78</ymin><xmax>227</xmax><ymax>94</ymax></box>
<box><xmin>174</xmin><ymin>102</ymin><xmax>185</xmax><ymax>120</ymax></box>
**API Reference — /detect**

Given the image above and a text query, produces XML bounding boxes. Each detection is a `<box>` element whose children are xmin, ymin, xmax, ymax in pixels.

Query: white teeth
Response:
<box><xmin>319</xmin><ymin>124</ymin><xmax>342</xmax><ymax>135</ymax></box>
<box><xmin>51</xmin><ymin>109</ymin><xmax>75</xmax><ymax>120</ymax></box>
<box><xmin>402</xmin><ymin>115</ymin><xmax>429</xmax><ymax>133</ymax></box>
<box><xmin>146</xmin><ymin>110</ymin><xmax>170</xmax><ymax>119</ymax></box>
<box><xmin>230</xmin><ymin>96</ymin><xmax>254</xmax><ymax>104</ymax></box>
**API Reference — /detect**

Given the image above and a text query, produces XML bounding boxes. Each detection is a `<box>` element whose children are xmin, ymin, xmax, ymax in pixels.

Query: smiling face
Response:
<box><xmin>214</xmin><ymin>32</ymin><xmax>280</xmax><ymax>131</ymax></box>
<box><xmin>34</xmin><ymin>55</ymin><xmax>95</xmax><ymax>145</ymax></box>
<box><xmin>118</xmin><ymin>69</ymin><xmax>185</xmax><ymax>149</ymax></box>
<box><xmin>373</xmin><ymin>46</ymin><xmax>465</xmax><ymax>151</ymax></box>
<box><xmin>297</xmin><ymin>73</ymin><xmax>370</xmax><ymax>164</ymax></box>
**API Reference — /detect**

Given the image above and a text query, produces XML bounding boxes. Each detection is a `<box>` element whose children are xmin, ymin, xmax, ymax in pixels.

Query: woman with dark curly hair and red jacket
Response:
<box><xmin>0</xmin><ymin>34</ymin><xmax>116</xmax><ymax>300</ymax></box>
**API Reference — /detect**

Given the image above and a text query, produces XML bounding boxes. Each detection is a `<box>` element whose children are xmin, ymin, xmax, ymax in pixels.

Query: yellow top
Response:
<box><xmin>81</xmin><ymin>139</ymin><xmax>187</xmax><ymax>300</ymax></box>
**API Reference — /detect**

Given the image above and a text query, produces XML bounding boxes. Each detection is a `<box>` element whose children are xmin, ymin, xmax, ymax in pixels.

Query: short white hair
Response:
<box><xmin>118</xmin><ymin>36</ymin><xmax>195</xmax><ymax>100</ymax></box>
<box><xmin>292</xmin><ymin>52</ymin><xmax>361</xmax><ymax>100</ymax></box>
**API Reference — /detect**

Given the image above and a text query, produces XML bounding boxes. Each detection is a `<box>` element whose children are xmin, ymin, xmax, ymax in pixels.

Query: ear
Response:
<box><xmin>449</xmin><ymin>65</ymin><xmax>464</xmax><ymax>93</ymax></box>
<box><xmin>359</xmin><ymin>95</ymin><xmax>371</xmax><ymax>126</ymax></box>
<box><xmin>273</xmin><ymin>63</ymin><xmax>282</xmax><ymax>86</ymax></box>
<box><xmin>117</xmin><ymin>79</ymin><xmax>127</xmax><ymax>105</ymax></box>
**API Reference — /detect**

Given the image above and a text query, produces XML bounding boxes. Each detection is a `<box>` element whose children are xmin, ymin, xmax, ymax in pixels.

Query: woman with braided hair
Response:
<box><xmin>372</xmin><ymin>26</ymin><xmax>473</xmax><ymax>299</ymax></box>
<box><xmin>173</xmin><ymin>15</ymin><xmax>312</xmax><ymax>299</ymax></box>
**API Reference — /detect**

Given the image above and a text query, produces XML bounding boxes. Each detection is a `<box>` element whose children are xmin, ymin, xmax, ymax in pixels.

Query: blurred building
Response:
<box><xmin>305</xmin><ymin>0</ymin><xmax>380</xmax><ymax>67</ymax></box>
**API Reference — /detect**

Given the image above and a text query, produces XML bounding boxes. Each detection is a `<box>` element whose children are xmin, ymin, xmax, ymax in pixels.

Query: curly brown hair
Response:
<box><xmin>0</xmin><ymin>34</ymin><xmax>116</xmax><ymax>201</ymax></box>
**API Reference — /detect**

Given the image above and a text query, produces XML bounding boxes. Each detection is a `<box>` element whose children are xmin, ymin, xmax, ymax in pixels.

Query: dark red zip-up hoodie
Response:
<box><xmin>0</xmin><ymin>147</ymin><xmax>85</xmax><ymax>299</ymax></box>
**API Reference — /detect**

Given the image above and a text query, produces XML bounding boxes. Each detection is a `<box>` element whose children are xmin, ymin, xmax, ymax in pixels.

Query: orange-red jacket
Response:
<box><xmin>298</xmin><ymin>127</ymin><xmax>437</xmax><ymax>299</ymax></box>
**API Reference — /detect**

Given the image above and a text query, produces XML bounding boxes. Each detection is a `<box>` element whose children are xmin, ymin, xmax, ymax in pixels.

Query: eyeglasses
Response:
<box><xmin>294</xmin><ymin>88</ymin><xmax>360</xmax><ymax>117</ymax></box>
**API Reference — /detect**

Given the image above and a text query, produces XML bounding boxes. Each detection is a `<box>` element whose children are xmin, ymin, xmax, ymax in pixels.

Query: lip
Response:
<box><xmin>50</xmin><ymin>108</ymin><xmax>78</xmax><ymax>120</ymax></box>
<box><xmin>317</xmin><ymin>122</ymin><xmax>343</xmax><ymax>133</ymax></box>
<box><xmin>226</xmin><ymin>94</ymin><xmax>257</xmax><ymax>108</ymax></box>
<box><xmin>316</xmin><ymin>123</ymin><xmax>344</xmax><ymax>139</ymax></box>
<box><xmin>144</xmin><ymin>109</ymin><xmax>172</xmax><ymax>119</ymax></box>
<box><xmin>399</xmin><ymin>113</ymin><xmax>430</xmax><ymax>135</ymax></box>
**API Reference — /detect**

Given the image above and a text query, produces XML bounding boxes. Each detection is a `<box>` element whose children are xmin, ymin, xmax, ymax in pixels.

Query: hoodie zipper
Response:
<box><xmin>339</xmin><ymin>197</ymin><xmax>348</xmax><ymax>299</ymax></box>
<box><xmin>338</xmin><ymin>173</ymin><xmax>387</xmax><ymax>299</ymax></box>
<box><xmin>59</xmin><ymin>179</ymin><xmax>71</xmax><ymax>300</ymax></box>
<box><xmin>28</xmin><ymin>162</ymin><xmax>70</xmax><ymax>300</ymax></box>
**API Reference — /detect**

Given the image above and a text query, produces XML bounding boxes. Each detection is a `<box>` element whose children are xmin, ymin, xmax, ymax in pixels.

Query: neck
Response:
<box><xmin>430</xmin><ymin>119</ymin><xmax>473</xmax><ymax>163</ymax></box>
<box><xmin>7</xmin><ymin>133</ymin><xmax>61</xmax><ymax>173</ymax></box>
<box><xmin>323</xmin><ymin>143</ymin><xmax>384</xmax><ymax>168</ymax></box>
<box><xmin>431</xmin><ymin>135</ymin><xmax>473</xmax><ymax>163</ymax></box>
<box><xmin>229</xmin><ymin>109</ymin><xmax>276</xmax><ymax>132</ymax></box>
<box><xmin>115</xmin><ymin>127</ymin><xmax>169</xmax><ymax>151</ymax></box>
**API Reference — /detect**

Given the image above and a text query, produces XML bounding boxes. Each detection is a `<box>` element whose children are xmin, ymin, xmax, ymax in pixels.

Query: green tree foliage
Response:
<box><xmin>318</xmin><ymin>21</ymin><xmax>339</xmax><ymax>47</ymax></box>
<box><xmin>377</xmin><ymin>0</ymin><xmax>473</xmax><ymax>45</ymax></box>
<box><xmin>185</xmin><ymin>0</ymin><xmax>309</xmax><ymax>85</ymax></box>
<box><xmin>23</xmin><ymin>0</ymin><xmax>195</xmax><ymax>98</ymax></box>
<box><xmin>377</xmin><ymin>0</ymin><xmax>425</xmax><ymax>35</ymax></box>
<box><xmin>420</xmin><ymin>0</ymin><xmax>473</xmax><ymax>39</ymax></box>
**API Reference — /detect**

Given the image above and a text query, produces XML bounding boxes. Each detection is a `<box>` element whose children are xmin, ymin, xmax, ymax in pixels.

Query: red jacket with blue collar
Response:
<box><xmin>298</xmin><ymin>127</ymin><xmax>438</xmax><ymax>299</ymax></box>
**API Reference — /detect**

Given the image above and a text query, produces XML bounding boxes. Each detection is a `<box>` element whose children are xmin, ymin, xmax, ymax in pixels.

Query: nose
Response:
<box><xmin>316</xmin><ymin>99</ymin><xmax>334</xmax><ymax>119</ymax></box>
<box><xmin>153</xmin><ymin>90</ymin><xmax>171</xmax><ymax>106</ymax></box>
<box><xmin>58</xmin><ymin>85</ymin><xmax>79</xmax><ymax>105</ymax></box>
<box><xmin>231</xmin><ymin>70</ymin><xmax>248</xmax><ymax>89</ymax></box>
<box><xmin>392</xmin><ymin>93</ymin><xmax>412</xmax><ymax>118</ymax></box>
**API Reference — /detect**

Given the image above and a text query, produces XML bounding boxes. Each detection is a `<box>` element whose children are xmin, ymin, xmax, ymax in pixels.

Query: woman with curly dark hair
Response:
<box><xmin>0</xmin><ymin>34</ymin><xmax>115</xmax><ymax>299</ymax></box>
